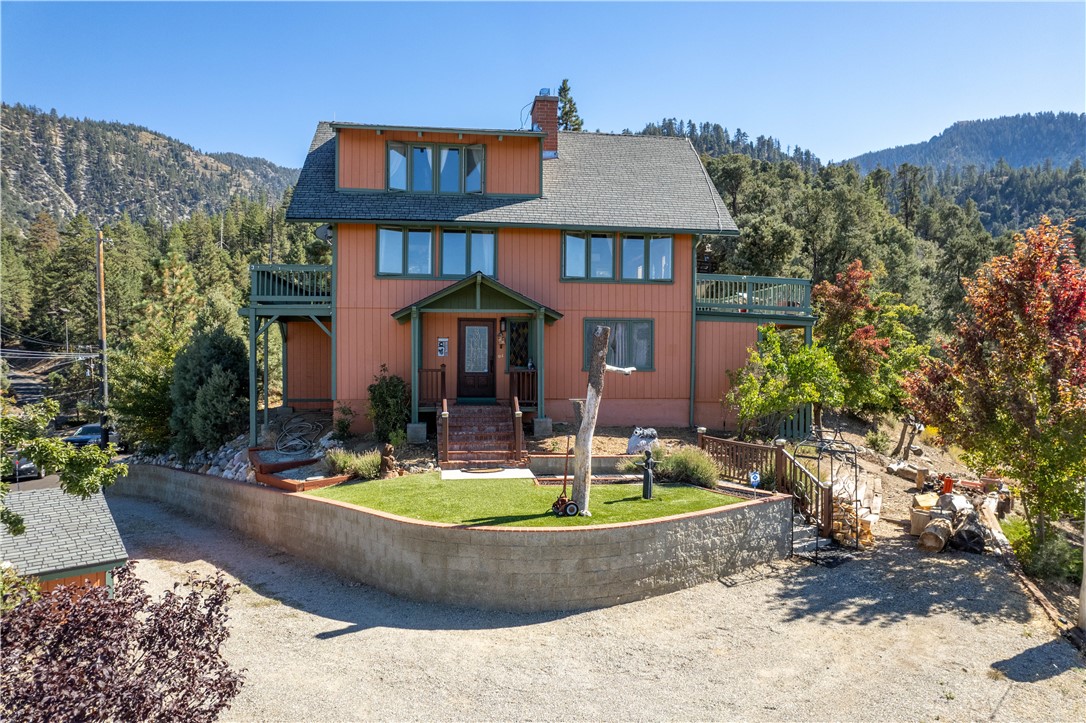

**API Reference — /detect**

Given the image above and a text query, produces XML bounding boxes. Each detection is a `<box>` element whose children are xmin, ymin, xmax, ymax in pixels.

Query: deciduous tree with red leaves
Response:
<box><xmin>813</xmin><ymin>259</ymin><xmax>926</xmax><ymax>415</ymax></box>
<box><xmin>905</xmin><ymin>217</ymin><xmax>1086</xmax><ymax>543</ymax></box>
<box><xmin>1</xmin><ymin>563</ymin><xmax>244</xmax><ymax>722</ymax></box>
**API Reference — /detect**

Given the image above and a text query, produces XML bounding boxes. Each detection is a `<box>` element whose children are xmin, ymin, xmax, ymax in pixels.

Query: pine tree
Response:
<box><xmin>557</xmin><ymin>79</ymin><xmax>583</xmax><ymax>132</ymax></box>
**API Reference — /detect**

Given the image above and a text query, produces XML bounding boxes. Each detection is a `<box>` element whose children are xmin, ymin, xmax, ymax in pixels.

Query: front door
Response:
<box><xmin>457</xmin><ymin>319</ymin><xmax>496</xmax><ymax>400</ymax></box>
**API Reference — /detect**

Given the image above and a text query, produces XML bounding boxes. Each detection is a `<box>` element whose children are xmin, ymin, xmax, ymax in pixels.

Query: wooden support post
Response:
<box><xmin>410</xmin><ymin>307</ymin><xmax>419</xmax><ymax>424</ymax></box>
<box><xmin>263</xmin><ymin>323</ymin><xmax>270</xmax><ymax>428</ymax></box>
<box><xmin>535</xmin><ymin>310</ymin><xmax>545</xmax><ymax>419</ymax></box>
<box><xmin>248</xmin><ymin>310</ymin><xmax>258</xmax><ymax>447</ymax></box>
<box><xmin>774</xmin><ymin>439</ymin><xmax>786</xmax><ymax>492</ymax></box>
<box><xmin>571</xmin><ymin>325</ymin><xmax>612</xmax><ymax>516</ymax></box>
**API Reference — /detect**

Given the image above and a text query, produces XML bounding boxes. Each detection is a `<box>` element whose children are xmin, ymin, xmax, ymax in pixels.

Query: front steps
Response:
<box><xmin>439</xmin><ymin>404</ymin><xmax>527</xmax><ymax>470</ymax></box>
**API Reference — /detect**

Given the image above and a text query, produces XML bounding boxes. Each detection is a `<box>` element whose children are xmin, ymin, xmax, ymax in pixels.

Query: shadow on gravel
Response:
<box><xmin>768</xmin><ymin>534</ymin><xmax>1034</xmax><ymax>627</ymax></box>
<box><xmin>108</xmin><ymin>494</ymin><xmax>579</xmax><ymax>637</ymax></box>
<box><xmin>993</xmin><ymin>638</ymin><xmax>1086</xmax><ymax>681</ymax></box>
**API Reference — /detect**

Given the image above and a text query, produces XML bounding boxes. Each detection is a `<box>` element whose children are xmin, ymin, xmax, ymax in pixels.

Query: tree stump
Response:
<box><xmin>918</xmin><ymin>517</ymin><xmax>953</xmax><ymax>552</ymax></box>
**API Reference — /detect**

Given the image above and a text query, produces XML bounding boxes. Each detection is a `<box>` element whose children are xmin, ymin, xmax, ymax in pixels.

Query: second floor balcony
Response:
<box><xmin>248</xmin><ymin>264</ymin><xmax>333</xmax><ymax>310</ymax></box>
<box><xmin>695</xmin><ymin>274</ymin><xmax>813</xmax><ymax>319</ymax></box>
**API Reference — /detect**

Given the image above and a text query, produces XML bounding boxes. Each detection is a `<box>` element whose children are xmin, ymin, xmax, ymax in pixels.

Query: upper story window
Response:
<box><xmin>442</xmin><ymin>229</ymin><xmax>496</xmax><ymax>277</ymax></box>
<box><xmin>388</xmin><ymin>142</ymin><xmax>485</xmax><ymax>194</ymax></box>
<box><xmin>621</xmin><ymin>235</ymin><xmax>673</xmax><ymax>281</ymax></box>
<box><xmin>563</xmin><ymin>232</ymin><xmax>673</xmax><ymax>282</ymax></box>
<box><xmin>377</xmin><ymin>227</ymin><xmax>433</xmax><ymax>276</ymax></box>
<box><xmin>563</xmin><ymin>232</ymin><xmax>615</xmax><ymax>280</ymax></box>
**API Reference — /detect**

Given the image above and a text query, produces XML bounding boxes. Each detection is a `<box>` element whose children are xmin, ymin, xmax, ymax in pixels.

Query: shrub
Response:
<box><xmin>617</xmin><ymin>446</ymin><xmax>663</xmax><ymax>474</ymax></box>
<box><xmin>388</xmin><ymin>428</ymin><xmax>407</xmax><ymax>449</ymax></box>
<box><xmin>366</xmin><ymin>364</ymin><xmax>409</xmax><ymax>443</ymax></box>
<box><xmin>656</xmin><ymin>447</ymin><xmax>721</xmax><ymax>489</ymax></box>
<box><xmin>324</xmin><ymin>448</ymin><xmax>381</xmax><ymax>480</ymax></box>
<box><xmin>170</xmin><ymin>326</ymin><xmax>248</xmax><ymax>459</ymax></box>
<box><xmin>331</xmin><ymin>403</ymin><xmax>356</xmax><ymax>442</ymax></box>
<box><xmin>865</xmin><ymin>429</ymin><xmax>891</xmax><ymax>455</ymax></box>
<box><xmin>1005</xmin><ymin>518</ymin><xmax>1083</xmax><ymax>584</ymax></box>
<box><xmin>1</xmin><ymin>564</ymin><xmax>243</xmax><ymax>722</ymax></box>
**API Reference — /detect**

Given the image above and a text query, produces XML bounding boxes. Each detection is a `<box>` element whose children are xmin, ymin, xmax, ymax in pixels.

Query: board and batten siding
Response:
<box><xmin>284</xmin><ymin>321</ymin><xmax>332</xmax><ymax>409</ymax></box>
<box><xmin>334</xmin><ymin>224</ymin><xmax>696</xmax><ymax>428</ymax></box>
<box><xmin>693</xmin><ymin>319</ymin><xmax>759</xmax><ymax>430</ymax></box>
<box><xmin>337</xmin><ymin>129</ymin><xmax>541</xmax><ymax>196</ymax></box>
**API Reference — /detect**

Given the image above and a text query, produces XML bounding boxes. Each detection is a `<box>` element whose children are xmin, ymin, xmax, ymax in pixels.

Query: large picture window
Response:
<box><xmin>563</xmin><ymin>232</ymin><xmax>614</xmax><ymax>280</ymax></box>
<box><xmin>441</xmin><ymin>229</ymin><xmax>496</xmax><ymax>277</ymax></box>
<box><xmin>387</xmin><ymin>141</ymin><xmax>485</xmax><ymax>194</ymax></box>
<box><xmin>582</xmin><ymin>318</ymin><xmax>654</xmax><ymax>371</ymax></box>
<box><xmin>377</xmin><ymin>227</ymin><xmax>432</xmax><ymax>276</ymax></box>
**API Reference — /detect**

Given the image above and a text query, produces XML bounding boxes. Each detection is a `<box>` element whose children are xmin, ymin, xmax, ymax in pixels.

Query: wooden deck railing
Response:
<box><xmin>698</xmin><ymin>431</ymin><xmax>831</xmax><ymax>538</ymax></box>
<box><xmin>508</xmin><ymin>370</ymin><xmax>537</xmax><ymax>407</ymax></box>
<box><xmin>695</xmin><ymin>274</ymin><xmax>811</xmax><ymax>317</ymax></box>
<box><xmin>249</xmin><ymin>264</ymin><xmax>332</xmax><ymax>304</ymax></box>
<box><xmin>418</xmin><ymin>365</ymin><xmax>446</xmax><ymax>408</ymax></box>
<box><xmin>511</xmin><ymin>396</ymin><xmax>524</xmax><ymax>463</ymax></box>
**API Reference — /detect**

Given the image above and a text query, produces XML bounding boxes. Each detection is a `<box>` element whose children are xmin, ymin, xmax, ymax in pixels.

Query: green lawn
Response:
<box><xmin>307</xmin><ymin>472</ymin><xmax>742</xmax><ymax>527</ymax></box>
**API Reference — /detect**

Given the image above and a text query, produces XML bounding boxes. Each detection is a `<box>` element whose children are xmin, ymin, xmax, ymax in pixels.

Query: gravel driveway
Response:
<box><xmin>106</xmin><ymin>493</ymin><xmax>1084</xmax><ymax>722</ymax></box>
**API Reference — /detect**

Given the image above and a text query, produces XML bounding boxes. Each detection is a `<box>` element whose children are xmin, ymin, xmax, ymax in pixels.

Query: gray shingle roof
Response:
<box><xmin>287</xmin><ymin>123</ymin><xmax>738</xmax><ymax>235</ymax></box>
<box><xmin>0</xmin><ymin>489</ymin><xmax>128</xmax><ymax>578</ymax></box>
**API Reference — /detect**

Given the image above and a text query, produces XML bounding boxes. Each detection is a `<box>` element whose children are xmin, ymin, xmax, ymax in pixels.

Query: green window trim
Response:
<box><xmin>440</xmin><ymin>228</ymin><xmax>498</xmax><ymax>279</ymax></box>
<box><xmin>386</xmin><ymin>140</ymin><xmax>486</xmax><ymax>195</ymax></box>
<box><xmin>582</xmin><ymin>318</ymin><xmax>655</xmax><ymax>371</ymax></box>
<box><xmin>561</xmin><ymin>231</ymin><xmax>674</xmax><ymax>284</ymax></box>
<box><xmin>375</xmin><ymin>226</ymin><xmax>436</xmax><ymax>278</ymax></box>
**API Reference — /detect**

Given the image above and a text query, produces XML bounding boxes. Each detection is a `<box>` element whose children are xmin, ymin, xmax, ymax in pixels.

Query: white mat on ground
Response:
<box><xmin>440</xmin><ymin>468</ymin><xmax>537</xmax><ymax>480</ymax></box>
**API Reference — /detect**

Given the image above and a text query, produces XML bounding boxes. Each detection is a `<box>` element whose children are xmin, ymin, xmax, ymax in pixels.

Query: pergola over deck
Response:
<box><xmin>392</xmin><ymin>272</ymin><xmax>562</xmax><ymax>421</ymax></box>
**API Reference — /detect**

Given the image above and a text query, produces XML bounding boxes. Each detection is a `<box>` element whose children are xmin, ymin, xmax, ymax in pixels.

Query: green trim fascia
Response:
<box><xmin>581</xmin><ymin>317</ymin><xmax>656</xmax><ymax>372</ymax></box>
<box><xmin>34</xmin><ymin>560</ymin><xmax>126</xmax><ymax>582</ymax></box>
<box><xmin>330</xmin><ymin>121</ymin><xmax>545</xmax><ymax>138</ymax></box>
<box><xmin>335</xmin><ymin>128</ymin><xmax>342</xmax><ymax>191</ymax></box>
<box><xmin>390</xmin><ymin>272</ymin><xmax>562</xmax><ymax>322</ymax></box>
<box><xmin>689</xmin><ymin>235</ymin><xmax>698</xmax><ymax>428</ymax></box>
<box><xmin>330</xmin><ymin>225</ymin><xmax>338</xmax><ymax>402</ymax></box>
<box><xmin>241</xmin><ymin>305</ymin><xmax>332</xmax><ymax>317</ymax></box>
<box><xmin>286</xmin><ymin>216</ymin><xmax>741</xmax><ymax>237</ymax></box>
<box><xmin>695</xmin><ymin>311</ymin><xmax>816</xmax><ymax>326</ymax></box>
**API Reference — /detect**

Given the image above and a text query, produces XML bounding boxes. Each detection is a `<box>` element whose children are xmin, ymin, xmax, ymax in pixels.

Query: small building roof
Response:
<box><xmin>0</xmin><ymin>489</ymin><xmax>128</xmax><ymax>579</ymax></box>
<box><xmin>391</xmin><ymin>271</ymin><xmax>563</xmax><ymax>322</ymax></box>
<box><xmin>287</xmin><ymin>123</ymin><xmax>738</xmax><ymax>235</ymax></box>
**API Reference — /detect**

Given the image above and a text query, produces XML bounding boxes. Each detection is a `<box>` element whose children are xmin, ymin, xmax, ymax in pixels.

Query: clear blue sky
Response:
<box><xmin>3</xmin><ymin>2</ymin><xmax>1083</xmax><ymax>168</ymax></box>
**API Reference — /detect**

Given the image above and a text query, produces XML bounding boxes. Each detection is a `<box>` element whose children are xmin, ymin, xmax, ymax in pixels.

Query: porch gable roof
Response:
<box><xmin>391</xmin><ymin>272</ymin><xmax>562</xmax><ymax>322</ymax></box>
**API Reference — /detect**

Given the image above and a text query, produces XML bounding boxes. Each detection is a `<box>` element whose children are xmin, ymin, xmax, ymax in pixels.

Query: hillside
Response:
<box><xmin>0</xmin><ymin>103</ymin><xmax>298</xmax><ymax>230</ymax></box>
<box><xmin>848</xmin><ymin>112</ymin><xmax>1085</xmax><ymax>174</ymax></box>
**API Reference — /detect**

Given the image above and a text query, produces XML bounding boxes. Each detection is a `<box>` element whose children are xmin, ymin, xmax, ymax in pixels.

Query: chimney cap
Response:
<box><xmin>538</xmin><ymin>87</ymin><xmax>554</xmax><ymax>97</ymax></box>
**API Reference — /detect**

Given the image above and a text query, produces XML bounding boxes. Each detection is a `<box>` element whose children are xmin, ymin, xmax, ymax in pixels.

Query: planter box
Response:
<box><xmin>254</xmin><ymin>470</ymin><xmax>352</xmax><ymax>493</ymax></box>
<box><xmin>248</xmin><ymin>446</ymin><xmax>321</xmax><ymax>475</ymax></box>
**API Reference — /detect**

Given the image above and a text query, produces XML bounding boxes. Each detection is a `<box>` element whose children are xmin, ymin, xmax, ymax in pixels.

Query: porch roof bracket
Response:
<box><xmin>257</xmin><ymin>314</ymin><xmax>280</xmax><ymax>337</ymax></box>
<box><xmin>309</xmin><ymin>315</ymin><xmax>332</xmax><ymax>338</ymax></box>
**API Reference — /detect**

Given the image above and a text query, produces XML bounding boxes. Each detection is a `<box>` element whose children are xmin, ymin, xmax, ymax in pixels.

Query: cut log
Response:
<box><xmin>918</xmin><ymin>518</ymin><xmax>954</xmax><ymax>552</ymax></box>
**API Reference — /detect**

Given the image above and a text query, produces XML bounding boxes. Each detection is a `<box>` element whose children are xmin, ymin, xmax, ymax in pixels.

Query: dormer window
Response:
<box><xmin>388</xmin><ymin>141</ymin><xmax>485</xmax><ymax>194</ymax></box>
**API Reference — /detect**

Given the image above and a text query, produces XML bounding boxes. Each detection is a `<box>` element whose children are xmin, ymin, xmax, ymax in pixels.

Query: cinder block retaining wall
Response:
<box><xmin>112</xmin><ymin>465</ymin><xmax>792</xmax><ymax>612</ymax></box>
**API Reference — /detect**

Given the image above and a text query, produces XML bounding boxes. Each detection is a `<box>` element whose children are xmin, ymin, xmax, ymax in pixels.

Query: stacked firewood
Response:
<box><xmin>832</xmin><ymin>499</ymin><xmax>875</xmax><ymax>548</ymax></box>
<box><xmin>913</xmin><ymin>492</ymin><xmax>992</xmax><ymax>554</ymax></box>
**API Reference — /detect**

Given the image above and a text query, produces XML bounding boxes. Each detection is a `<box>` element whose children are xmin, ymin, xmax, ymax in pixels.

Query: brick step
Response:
<box><xmin>447</xmin><ymin>426</ymin><xmax>508</xmax><ymax>435</ymax></box>
<box><xmin>448</xmin><ymin>444</ymin><xmax>515</xmax><ymax>454</ymax></box>
<box><xmin>447</xmin><ymin>431</ymin><xmax>514</xmax><ymax>442</ymax></box>
<box><xmin>447</xmin><ymin>449</ymin><xmax>517</xmax><ymax>458</ymax></box>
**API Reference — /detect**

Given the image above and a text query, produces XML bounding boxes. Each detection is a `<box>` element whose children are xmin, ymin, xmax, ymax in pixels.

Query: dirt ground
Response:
<box><xmin>106</xmin><ymin>491</ymin><xmax>1085</xmax><ymax>722</ymax></box>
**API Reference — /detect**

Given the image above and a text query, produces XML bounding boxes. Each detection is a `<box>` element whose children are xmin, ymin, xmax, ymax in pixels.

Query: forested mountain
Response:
<box><xmin>847</xmin><ymin>112</ymin><xmax>1085</xmax><ymax>174</ymax></box>
<box><xmin>636</xmin><ymin>117</ymin><xmax>822</xmax><ymax>172</ymax></box>
<box><xmin>1</xmin><ymin>103</ymin><xmax>299</xmax><ymax>231</ymax></box>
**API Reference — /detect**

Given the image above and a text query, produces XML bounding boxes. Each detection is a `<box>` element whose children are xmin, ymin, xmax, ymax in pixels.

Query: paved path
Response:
<box><xmin>106</xmin><ymin>494</ymin><xmax>1085</xmax><ymax>722</ymax></box>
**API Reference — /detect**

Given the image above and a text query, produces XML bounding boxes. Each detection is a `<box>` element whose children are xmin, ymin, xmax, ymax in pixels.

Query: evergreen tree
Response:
<box><xmin>557</xmin><ymin>79</ymin><xmax>583</xmax><ymax>132</ymax></box>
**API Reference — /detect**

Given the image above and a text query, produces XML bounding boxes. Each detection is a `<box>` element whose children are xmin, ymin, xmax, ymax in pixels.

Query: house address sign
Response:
<box><xmin>437</xmin><ymin>337</ymin><xmax>449</xmax><ymax>357</ymax></box>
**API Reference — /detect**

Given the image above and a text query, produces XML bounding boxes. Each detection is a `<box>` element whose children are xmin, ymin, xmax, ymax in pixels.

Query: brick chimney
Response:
<box><xmin>530</xmin><ymin>89</ymin><xmax>559</xmax><ymax>157</ymax></box>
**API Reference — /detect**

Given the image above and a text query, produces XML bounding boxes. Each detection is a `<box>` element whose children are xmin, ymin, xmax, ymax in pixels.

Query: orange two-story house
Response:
<box><xmin>241</xmin><ymin>90</ymin><xmax>813</xmax><ymax>453</ymax></box>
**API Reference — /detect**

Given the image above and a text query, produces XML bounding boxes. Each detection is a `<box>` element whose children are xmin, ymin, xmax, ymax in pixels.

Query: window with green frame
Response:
<box><xmin>441</xmin><ymin>229</ymin><xmax>496</xmax><ymax>277</ymax></box>
<box><xmin>582</xmin><ymin>318</ymin><xmax>654</xmax><ymax>371</ymax></box>
<box><xmin>388</xmin><ymin>141</ymin><xmax>485</xmax><ymax>194</ymax></box>
<box><xmin>621</xmin><ymin>235</ymin><xmax>673</xmax><ymax>281</ymax></box>
<box><xmin>506</xmin><ymin>318</ymin><xmax>533</xmax><ymax>369</ymax></box>
<box><xmin>563</xmin><ymin>232</ymin><xmax>615</xmax><ymax>280</ymax></box>
<box><xmin>377</xmin><ymin>227</ymin><xmax>433</xmax><ymax>276</ymax></box>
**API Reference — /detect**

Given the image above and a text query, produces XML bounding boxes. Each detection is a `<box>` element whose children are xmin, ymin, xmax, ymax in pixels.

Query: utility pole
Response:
<box><xmin>96</xmin><ymin>230</ymin><xmax>109</xmax><ymax>448</ymax></box>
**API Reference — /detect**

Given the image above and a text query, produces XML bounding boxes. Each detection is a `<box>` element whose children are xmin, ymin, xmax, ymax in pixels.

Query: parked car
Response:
<box><xmin>3</xmin><ymin>454</ymin><xmax>41</xmax><ymax>482</ymax></box>
<box><xmin>62</xmin><ymin>424</ymin><xmax>121</xmax><ymax>449</ymax></box>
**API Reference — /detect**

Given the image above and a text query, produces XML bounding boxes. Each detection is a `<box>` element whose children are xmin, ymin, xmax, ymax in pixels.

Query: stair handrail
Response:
<box><xmin>779</xmin><ymin>447</ymin><xmax>831</xmax><ymax>537</ymax></box>
<box><xmin>511</xmin><ymin>396</ymin><xmax>524</xmax><ymax>463</ymax></box>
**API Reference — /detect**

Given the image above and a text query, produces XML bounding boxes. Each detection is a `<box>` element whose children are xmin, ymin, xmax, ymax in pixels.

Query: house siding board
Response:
<box><xmin>337</xmin><ymin>128</ymin><xmax>540</xmax><ymax>195</ymax></box>
<box><xmin>694</xmin><ymin>320</ymin><xmax>759</xmax><ymax>430</ymax></box>
<box><xmin>333</xmin><ymin>224</ymin><xmax>697</xmax><ymax>427</ymax></box>
<box><xmin>285</xmin><ymin>321</ymin><xmax>332</xmax><ymax>408</ymax></box>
